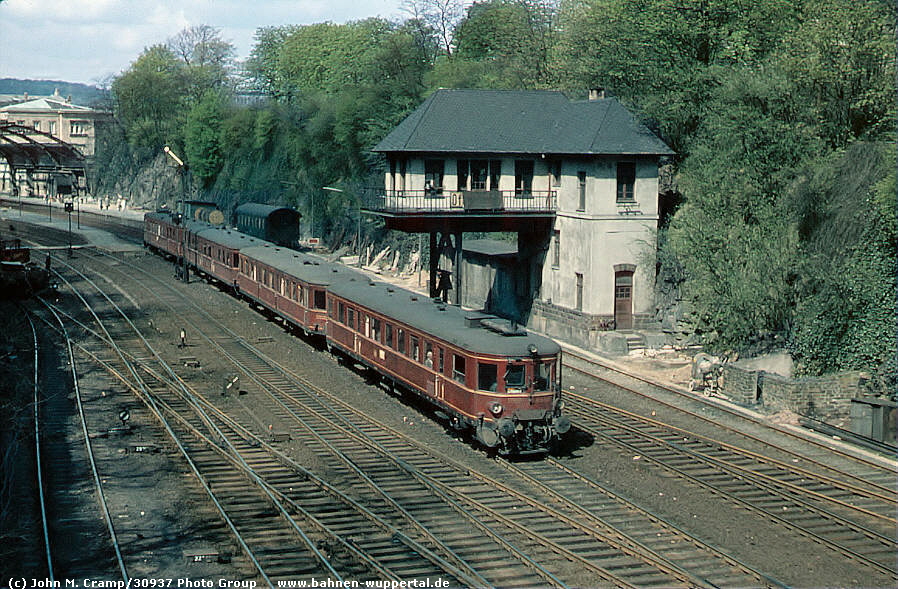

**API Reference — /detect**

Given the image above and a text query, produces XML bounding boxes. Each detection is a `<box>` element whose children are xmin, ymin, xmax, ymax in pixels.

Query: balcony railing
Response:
<box><xmin>364</xmin><ymin>189</ymin><xmax>557</xmax><ymax>214</ymax></box>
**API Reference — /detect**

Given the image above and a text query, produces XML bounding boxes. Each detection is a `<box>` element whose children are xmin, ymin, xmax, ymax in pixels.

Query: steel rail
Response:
<box><xmin>235</xmin><ymin>340</ymin><xmax>714</xmax><ymax>588</ymax></box>
<box><xmin>566</xmin><ymin>402</ymin><xmax>898</xmax><ymax>579</ymax></box>
<box><xmin>25</xmin><ymin>311</ymin><xmax>54</xmax><ymax>580</ymax></box>
<box><xmin>76</xmin><ymin>249</ymin><xmax>503</xmax><ymax>587</ymax></box>
<box><xmin>562</xmin><ymin>346</ymin><xmax>898</xmax><ymax>475</ymax></box>
<box><xmin>39</xmin><ymin>270</ymin><xmax>276</xmax><ymax>586</ymax></box>
<box><xmin>42</xmin><ymin>303</ymin><xmax>129</xmax><ymax>581</ymax></box>
<box><xmin>567</xmin><ymin>390</ymin><xmax>898</xmax><ymax>519</ymax></box>
<box><xmin>498</xmin><ymin>458</ymin><xmax>785</xmax><ymax>588</ymax></box>
<box><xmin>52</xmin><ymin>261</ymin><xmax>350</xmax><ymax>585</ymax></box>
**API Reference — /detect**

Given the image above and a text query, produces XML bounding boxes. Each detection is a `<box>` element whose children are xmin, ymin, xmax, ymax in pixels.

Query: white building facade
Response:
<box><xmin>372</xmin><ymin>89</ymin><xmax>672</xmax><ymax>342</ymax></box>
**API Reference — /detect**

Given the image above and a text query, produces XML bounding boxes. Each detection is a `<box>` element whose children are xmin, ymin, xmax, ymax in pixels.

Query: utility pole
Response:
<box><xmin>64</xmin><ymin>201</ymin><xmax>73</xmax><ymax>257</ymax></box>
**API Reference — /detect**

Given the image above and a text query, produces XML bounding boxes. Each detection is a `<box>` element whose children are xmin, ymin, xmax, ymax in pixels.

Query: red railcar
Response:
<box><xmin>143</xmin><ymin>210</ymin><xmax>569</xmax><ymax>455</ymax></box>
<box><xmin>326</xmin><ymin>280</ymin><xmax>568</xmax><ymax>455</ymax></box>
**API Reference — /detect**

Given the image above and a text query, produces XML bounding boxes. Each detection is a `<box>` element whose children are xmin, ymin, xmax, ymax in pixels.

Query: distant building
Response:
<box><xmin>0</xmin><ymin>89</ymin><xmax>107</xmax><ymax>156</ymax></box>
<box><xmin>371</xmin><ymin>89</ymin><xmax>672</xmax><ymax>345</ymax></box>
<box><xmin>0</xmin><ymin>90</ymin><xmax>108</xmax><ymax>197</ymax></box>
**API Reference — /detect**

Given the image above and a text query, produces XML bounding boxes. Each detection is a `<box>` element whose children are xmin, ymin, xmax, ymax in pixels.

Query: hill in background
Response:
<box><xmin>0</xmin><ymin>78</ymin><xmax>107</xmax><ymax>107</ymax></box>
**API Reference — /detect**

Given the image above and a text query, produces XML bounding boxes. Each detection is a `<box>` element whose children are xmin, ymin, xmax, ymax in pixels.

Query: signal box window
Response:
<box><xmin>453</xmin><ymin>355</ymin><xmax>466</xmax><ymax>383</ymax></box>
<box><xmin>505</xmin><ymin>364</ymin><xmax>525</xmax><ymax>390</ymax></box>
<box><xmin>617</xmin><ymin>162</ymin><xmax>636</xmax><ymax>202</ymax></box>
<box><xmin>478</xmin><ymin>363</ymin><xmax>498</xmax><ymax>392</ymax></box>
<box><xmin>515</xmin><ymin>160</ymin><xmax>534</xmax><ymax>196</ymax></box>
<box><xmin>424</xmin><ymin>160</ymin><xmax>444</xmax><ymax>195</ymax></box>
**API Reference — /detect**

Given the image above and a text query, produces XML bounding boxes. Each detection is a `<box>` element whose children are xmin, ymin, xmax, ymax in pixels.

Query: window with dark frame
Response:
<box><xmin>575</xmin><ymin>273</ymin><xmax>584</xmax><ymax>311</ymax></box>
<box><xmin>616</xmin><ymin>162</ymin><xmax>636</xmax><ymax>202</ymax></box>
<box><xmin>515</xmin><ymin>160</ymin><xmax>534</xmax><ymax>196</ymax></box>
<box><xmin>577</xmin><ymin>171</ymin><xmax>587</xmax><ymax>211</ymax></box>
<box><xmin>385</xmin><ymin>324</ymin><xmax>393</xmax><ymax>347</ymax></box>
<box><xmin>453</xmin><ymin>355</ymin><xmax>466</xmax><ymax>383</ymax></box>
<box><xmin>478</xmin><ymin>363</ymin><xmax>498</xmax><ymax>392</ymax></box>
<box><xmin>424</xmin><ymin>160</ymin><xmax>444</xmax><ymax>195</ymax></box>
<box><xmin>552</xmin><ymin>230</ymin><xmax>560</xmax><ymax>268</ymax></box>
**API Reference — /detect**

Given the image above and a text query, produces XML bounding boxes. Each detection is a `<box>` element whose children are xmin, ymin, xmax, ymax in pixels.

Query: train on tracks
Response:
<box><xmin>144</xmin><ymin>210</ymin><xmax>569</xmax><ymax>455</ymax></box>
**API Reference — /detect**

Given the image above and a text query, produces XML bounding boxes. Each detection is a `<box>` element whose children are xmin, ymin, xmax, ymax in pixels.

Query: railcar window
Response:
<box><xmin>453</xmin><ymin>355</ymin><xmax>466</xmax><ymax>383</ymax></box>
<box><xmin>338</xmin><ymin>302</ymin><xmax>346</xmax><ymax>323</ymax></box>
<box><xmin>313</xmin><ymin>290</ymin><xmax>326</xmax><ymax>309</ymax></box>
<box><xmin>478</xmin><ymin>363</ymin><xmax>498</xmax><ymax>391</ymax></box>
<box><xmin>424</xmin><ymin>343</ymin><xmax>433</xmax><ymax>368</ymax></box>
<box><xmin>535</xmin><ymin>361</ymin><xmax>553</xmax><ymax>390</ymax></box>
<box><xmin>397</xmin><ymin>329</ymin><xmax>406</xmax><ymax>353</ymax></box>
<box><xmin>410</xmin><ymin>336</ymin><xmax>419</xmax><ymax>361</ymax></box>
<box><xmin>505</xmin><ymin>364</ymin><xmax>526</xmax><ymax>389</ymax></box>
<box><xmin>372</xmin><ymin>318</ymin><xmax>381</xmax><ymax>342</ymax></box>
<box><xmin>438</xmin><ymin>348</ymin><xmax>444</xmax><ymax>373</ymax></box>
<box><xmin>348</xmin><ymin>308</ymin><xmax>355</xmax><ymax>330</ymax></box>
<box><xmin>385</xmin><ymin>324</ymin><xmax>393</xmax><ymax>347</ymax></box>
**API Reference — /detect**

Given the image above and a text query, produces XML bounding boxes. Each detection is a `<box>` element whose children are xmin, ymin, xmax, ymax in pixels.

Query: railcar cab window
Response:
<box><xmin>313</xmin><ymin>290</ymin><xmax>326</xmax><ymax>309</ymax></box>
<box><xmin>535</xmin><ymin>360</ymin><xmax>554</xmax><ymax>391</ymax></box>
<box><xmin>505</xmin><ymin>364</ymin><xmax>526</xmax><ymax>391</ymax></box>
<box><xmin>453</xmin><ymin>355</ymin><xmax>466</xmax><ymax>384</ymax></box>
<box><xmin>478</xmin><ymin>363</ymin><xmax>498</xmax><ymax>391</ymax></box>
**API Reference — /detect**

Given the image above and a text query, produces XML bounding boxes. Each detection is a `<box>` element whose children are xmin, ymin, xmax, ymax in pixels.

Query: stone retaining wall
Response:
<box><xmin>721</xmin><ymin>364</ymin><xmax>865</xmax><ymax>421</ymax></box>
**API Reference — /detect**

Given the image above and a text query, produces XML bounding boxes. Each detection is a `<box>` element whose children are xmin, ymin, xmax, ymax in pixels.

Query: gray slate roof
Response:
<box><xmin>374</xmin><ymin>89</ymin><xmax>672</xmax><ymax>156</ymax></box>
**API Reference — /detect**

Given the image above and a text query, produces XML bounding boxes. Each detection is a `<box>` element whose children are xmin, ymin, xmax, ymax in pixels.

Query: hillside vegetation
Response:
<box><xmin>89</xmin><ymin>2</ymin><xmax>896</xmax><ymax>388</ymax></box>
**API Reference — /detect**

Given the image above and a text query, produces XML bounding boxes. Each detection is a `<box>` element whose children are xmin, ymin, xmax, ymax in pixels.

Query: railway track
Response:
<box><xmin>562</xmin><ymin>348</ymin><xmax>898</xmax><ymax>580</ymax></box>
<box><xmin>71</xmin><ymin>246</ymin><xmax>789</xmax><ymax>588</ymax></box>
<box><xmin>25</xmin><ymin>306</ymin><xmax>127</xmax><ymax>579</ymax></box>
<box><xmin>42</xmin><ymin>257</ymin><xmax>397</xmax><ymax>585</ymax></box>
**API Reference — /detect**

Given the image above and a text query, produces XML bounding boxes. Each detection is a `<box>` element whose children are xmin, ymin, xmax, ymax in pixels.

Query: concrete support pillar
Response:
<box><xmin>428</xmin><ymin>231</ymin><xmax>438</xmax><ymax>298</ymax></box>
<box><xmin>453</xmin><ymin>231</ymin><xmax>463</xmax><ymax>307</ymax></box>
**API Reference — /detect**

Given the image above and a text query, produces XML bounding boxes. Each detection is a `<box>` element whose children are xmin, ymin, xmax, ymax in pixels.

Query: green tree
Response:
<box><xmin>184</xmin><ymin>92</ymin><xmax>225</xmax><ymax>186</ymax></box>
<box><xmin>111</xmin><ymin>44</ymin><xmax>184</xmax><ymax>151</ymax></box>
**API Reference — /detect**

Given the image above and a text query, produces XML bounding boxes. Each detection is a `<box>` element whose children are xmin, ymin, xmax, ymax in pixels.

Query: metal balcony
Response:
<box><xmin>364</xmin><ymin>189</ymin><xmax>557</xmax><ymax>214</ymax></box>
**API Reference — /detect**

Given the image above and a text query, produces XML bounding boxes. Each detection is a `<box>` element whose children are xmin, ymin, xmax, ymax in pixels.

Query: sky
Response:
<box><xmin>0</xmin><ymin>0</ymin><xmax>408</xmax><ymax>85</ymax></box>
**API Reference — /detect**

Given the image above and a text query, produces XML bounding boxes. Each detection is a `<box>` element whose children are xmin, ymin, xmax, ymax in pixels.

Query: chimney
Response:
<box><xmin>588</xmin><ymin>87</ymin><xmax>605</xmax><ymax>101</ymax></box>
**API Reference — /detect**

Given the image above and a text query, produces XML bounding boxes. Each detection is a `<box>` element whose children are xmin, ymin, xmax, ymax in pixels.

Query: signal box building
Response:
<box><xmin>370</xmin><ymin>89</ymin><xmax>672</xmax><ymax>347</ymax></box>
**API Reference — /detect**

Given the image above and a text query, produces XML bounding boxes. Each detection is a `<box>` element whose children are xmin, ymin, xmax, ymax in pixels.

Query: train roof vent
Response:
<box><xmin>437</xmin><ymin>304</ymin><xmax>447</xmax><ymax>311</ymax></box>
<box><xmin>464</xmin><ymin>313</ymin><xmax>491</xmax><ymax>328</ymax></box>
<box><xmin>303</xmin><ymin>260</ymin><xmax>312</xmax><ymax>265</ymax></box>
<box><xmin>480</xmin><ymin>318</ymin><xmax>527</xmax><ymax>336</ymax></box>
<box><xmin>410</xmin><ymin>295</ymin><xmax>418</xmax><ymax>301</ymax></box>
<box><xmin>386</xmin><ymin>287</ymin><xmax>394</xmax><ymax>293</ymax></box>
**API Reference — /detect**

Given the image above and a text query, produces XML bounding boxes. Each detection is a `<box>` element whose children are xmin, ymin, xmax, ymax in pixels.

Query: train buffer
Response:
<box><xmin>179</xmin><ymin>356</ymin><xmax>200</xmax><ymax>368</ymax></box>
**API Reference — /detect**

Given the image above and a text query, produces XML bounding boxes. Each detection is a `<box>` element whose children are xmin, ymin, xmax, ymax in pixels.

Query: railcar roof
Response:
<box><xmin>194</xmin><ymin>226</ymin><xmax>269</xmax><ymax>249</ymax></box>
<box><xmin>329</xmin><ymin>279</ymin><xmax>560</xmax><ymax>357</ymax></box>
<box><xmin>239</xmin><ymin>244</ymin><xmax>365</xmax><ymax>286</ymax></box>
<box><xmin>235</xmin><ymin>203</ymin><xmax>301</xmax><ymax>219</ymax></box>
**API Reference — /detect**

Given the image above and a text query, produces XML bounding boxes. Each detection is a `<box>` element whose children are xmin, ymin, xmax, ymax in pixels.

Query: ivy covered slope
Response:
<box><xmin>92</xmin><ymin>1</ymin><xmax>896</xmax><ymax>388</ymax></box>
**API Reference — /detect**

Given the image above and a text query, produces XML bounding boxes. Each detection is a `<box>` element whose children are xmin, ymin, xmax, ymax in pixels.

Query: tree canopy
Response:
<box><xmin>97</xmin><ymin>2</ymin><xmax>897</xmax><ymax>384</ymax></box>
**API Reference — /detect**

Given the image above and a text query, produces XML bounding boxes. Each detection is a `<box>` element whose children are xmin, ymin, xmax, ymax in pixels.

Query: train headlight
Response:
<box><xmin>489</xmin><ymin>402</ymin><xmax>503</xmax><ymax>416</ymax></box>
